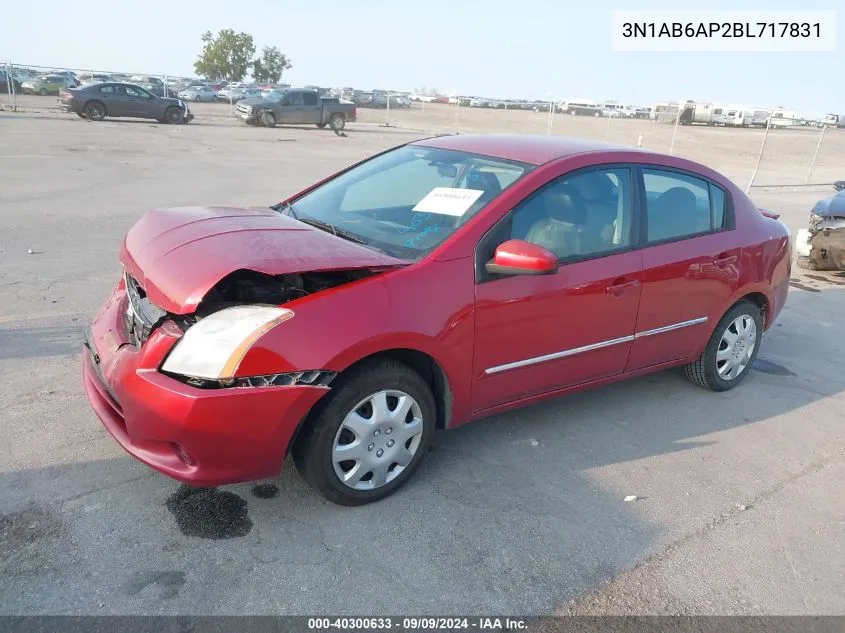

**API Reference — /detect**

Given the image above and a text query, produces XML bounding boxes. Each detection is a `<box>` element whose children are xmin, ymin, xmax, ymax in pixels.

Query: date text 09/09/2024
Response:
<box><xmin>621</xmin><ymin>22</ymin><xmax>821</xmax><ymax>38</ymax></box>
<box><xmin>307</xmin><ymin>617</ymin><xmax>527</xmax><ymax>630</ymax></box>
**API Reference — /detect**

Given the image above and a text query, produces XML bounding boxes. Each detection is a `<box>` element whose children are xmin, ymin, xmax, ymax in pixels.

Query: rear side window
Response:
<box><xmin>709</xmin><ymin>183</ymin><xmax>727</xmax><ymax>229</ymax></box>
<box><xmin>99</xmin><ymin>85</ymin><xmax>115</xmax><ymax>95</ymax></box>
<box><xmin>303</xmin><ymin>92</ymin><xmax>318</xmax><ymax>106</ymax></box>
<box><xmin>642</xmin><ymin>169</ymin><xmax>713</xmax><ymax>242</ymax></box>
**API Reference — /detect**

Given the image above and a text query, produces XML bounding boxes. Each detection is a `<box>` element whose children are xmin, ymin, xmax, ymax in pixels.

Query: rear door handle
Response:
<box><xmin>713</xmin><ymin>254</ymin><xmax>738</xmax><ymax>267</ymax></box>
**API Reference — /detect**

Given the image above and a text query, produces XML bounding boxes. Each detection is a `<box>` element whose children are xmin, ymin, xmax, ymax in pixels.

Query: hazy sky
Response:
<box><xmin>2</xmin><ymin>0</ymin><xmax>841</xmax><ymax>117</ymax></box>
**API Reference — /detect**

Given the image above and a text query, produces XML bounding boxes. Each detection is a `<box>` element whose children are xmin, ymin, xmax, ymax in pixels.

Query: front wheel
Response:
<box><xmin>260</xmin><ymin>110</ymin><xmax>276</xmax><ymax>127</ymax></box>
<box><xmin>293</xmin><ymin>360</ymin><xmax>436</xmax><ymax>505</ymax></box>
<box><xmin>684</xmin><ymin>300</ymin><xmax>763</xmax><ymax>392</ymax></box>
<box><xmin>39</xmin><ymin>88</ymin><xmax>48</xmax><ymax>96</ymax></box>
<box><xmin>165</xmin><ymin>107</ymin><xmax>184</xmax><ymax>124</ymax></box>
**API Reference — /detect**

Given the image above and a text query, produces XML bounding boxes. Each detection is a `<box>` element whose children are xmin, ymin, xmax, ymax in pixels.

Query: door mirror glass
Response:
<box><xmin>485</xmin><ymin>239</ymin><xmax>558</xmax><ymax>276</ymax></box>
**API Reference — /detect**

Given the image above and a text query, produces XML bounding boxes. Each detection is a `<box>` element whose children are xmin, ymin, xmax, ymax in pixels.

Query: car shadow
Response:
<box><xmin>0</xmin><ymin>325</ymin><xmax>82</xmax><ymax>360</ymax></box>
<box><xmin>0</xmin><ymin>284</ymin><xmax>842</xmax><ymax>615</ymax></box>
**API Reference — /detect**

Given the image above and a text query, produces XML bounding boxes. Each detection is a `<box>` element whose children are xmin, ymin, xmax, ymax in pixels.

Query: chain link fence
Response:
<box><xmin>4</xmin><ymin>60</ymin><xmax>839</xmax><ymax>190</ymax></box>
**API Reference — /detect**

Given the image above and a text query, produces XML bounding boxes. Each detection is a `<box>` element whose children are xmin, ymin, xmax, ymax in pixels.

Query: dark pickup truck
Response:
<box><xmin>235</xmin><ymin>88</ymin><xmax>357</xmax><ymax>131</ymax></box>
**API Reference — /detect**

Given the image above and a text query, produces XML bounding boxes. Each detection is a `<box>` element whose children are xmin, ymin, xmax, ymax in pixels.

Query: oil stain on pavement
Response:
<box><xmin>165</xmin><ymin>485</ymin><xmax>252</xmax><ymax>539</ymax></box>
<box><xmin>251</xmin><ymin>483</ymin><xmax>280</xmax><ymax>499</ymax></box>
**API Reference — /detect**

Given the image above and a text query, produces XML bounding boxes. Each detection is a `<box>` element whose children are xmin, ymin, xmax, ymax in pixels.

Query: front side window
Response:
<box><xmin>284</xmin><ymin>145</ymin><xmax>531</xmax><ymax>260</ymax></box>
<box><xmin>510</xmin><ymin>167</ymin><xmax>634</xmax><ymax>261</ymax></box>
<box><xmin>285</xmin><ymin>92</ymin><xmax>304</xmax><ymax>106</ymax></box>
<box><xmin>642</xmin><ymin>168</ymin><xmax>713</xmax><ymax>242</ymax></box>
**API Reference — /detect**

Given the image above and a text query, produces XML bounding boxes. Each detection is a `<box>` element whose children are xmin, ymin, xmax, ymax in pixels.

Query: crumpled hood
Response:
<box><xmin>236</xmin><ymin>97</ymin><xmax>275</xmax><ymax>108</ymax></box>
<box><xmin>811</xmin><ymin>187</ymin><xmax>845</xmax><ymax>218</ymax></box>
<box><xmin>120</xmin><ymin>206</ymin><xmax>405</xmax><ymax>314</ymax></box>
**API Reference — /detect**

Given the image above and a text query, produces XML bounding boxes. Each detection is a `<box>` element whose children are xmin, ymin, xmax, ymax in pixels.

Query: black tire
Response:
<box><xmin>292</xmin><ymin>359</ymin><xmax>437</xmax><ymax>506</ymax></box>
<box><xmin>39</xmin><ymin>88</ymin><xmax>48</xmax><ymax>96</ymax></box>
<box><xmin>316</xmin><ymin>122</ymin><xmax>327</xmax><ymax>128</ymax></box>
<box><xmin>84</xmin><ymin>101</ymin><xmax>106</xmax><ymax>121</ymax></box>
<box><xmin>328</xmin><ymin>113</ymin><xmax>345</xmax><ymax>131</ymax></box>
<box><xmin>260</xmin><ymin>110</ymin><xmax>276</xmax><ymax>128</ymax></box>
<box><xmin>684</xmin><ymin>300</ymin><xmax>763</xmax><ymax>392</ymax></box>
<box><xmin>165</xmin><ymin>107</ymin><xmax>183</xmax><ymax>124</ymax></box>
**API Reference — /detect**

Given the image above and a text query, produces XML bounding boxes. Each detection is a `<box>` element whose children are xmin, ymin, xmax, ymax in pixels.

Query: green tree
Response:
<box><xmin>251</xmin><ymin>46</ymin><xmax>293</xmax><ymax>83</ymax></box>
<box><xmin>194</xmin><ymin>29</ymin><xmax>256</xmax><ymax>81</ymax></box>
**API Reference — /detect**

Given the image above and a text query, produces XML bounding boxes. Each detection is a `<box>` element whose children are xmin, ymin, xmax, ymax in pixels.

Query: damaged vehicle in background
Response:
<box><xmin>795</xmin><ymin>180</ymin><xmax>845</xmax><ymax>270</ymax></box>
<box><xmin>235</xmin><ymin>87</ymin><xmax>356</xmax><ymax>131</ymax></box>
<box><xmin>82</xmin><ymin>134</ymin><xmax>790</xmax><ymax>506</ymax></box>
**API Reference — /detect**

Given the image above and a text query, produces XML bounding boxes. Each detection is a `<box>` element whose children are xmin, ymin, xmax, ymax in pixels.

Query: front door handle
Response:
<box><xmin>606</xmin><ymin>278</ymin><xmax>640</xmax><ymax>296</ymax></box>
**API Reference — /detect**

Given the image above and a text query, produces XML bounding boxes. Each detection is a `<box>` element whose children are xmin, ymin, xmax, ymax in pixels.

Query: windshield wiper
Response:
<box><xmin>298</xmin><ymin>217</ymin><xmax>370</xmax><ymax>245</ymax></box>
<box><xmin>275</xmin><ymin>202</ymin><xmax>372</xmax><ymax>248</ymax></box>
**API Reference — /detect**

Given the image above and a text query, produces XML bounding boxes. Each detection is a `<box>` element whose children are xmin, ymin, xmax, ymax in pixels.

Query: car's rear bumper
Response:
<box><xmin>82</xmin><ymin>282</ymin><xmax>328</xmax><ymax>486</ymax></box>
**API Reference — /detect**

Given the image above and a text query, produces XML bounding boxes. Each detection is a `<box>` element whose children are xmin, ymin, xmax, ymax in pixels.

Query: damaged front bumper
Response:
<box><xmin>81</xmin><ymin>281</ymin><xmax>329</xmax><ymax>486</ymax></box>
<box><xmin>795</xmin><ymin>215</ymin><xmax>845</xmax><ymax>271</ymax></box>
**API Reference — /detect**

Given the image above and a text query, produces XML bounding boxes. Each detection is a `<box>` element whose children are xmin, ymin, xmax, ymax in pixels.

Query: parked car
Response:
<box><xmin>228</xmin><ymin>87</ymin><xmax>262</xmax><ymax>102</ymax></box>
<box><xmin>235</xmin><ymin>87</ymin><xmax>357</xmax><ymax>131</ymax></box>
<box><xmin>128</xmin><ymin>75</ymin><xmax>166</xmax><ymax>97</ymax></box>
<box><xmin>20</xmin><ymin>74</ymin><xmax>77</xmax><ymax>95</ymax></box>
<box><xmin>178</xmin><ymin>85</ymin><xmax>218</xmax><ymax>102</ymax></box>
<box><xmin>563</xmin><ymin>100</ymin><xmax>602</xmax><ymax>116</ymax></box>
<box><xmin>82</xmin><ymin>134</ymin><xmax>790</xmax><ymax>506</ymax></box>
<box><xmin>795</xmin><ymin>180</ymin><xmax>845</xmax><ymax>270</ymax></box>
<box><xmin>58</xmin><ymin>82</ymin><xmax>193</xmax><ymax>123</ymax></box>
<box><xmin>75</xmin><ymin>73</ymin><xmax>113</xmax><ymax>85</ymax></box>
<box><xmin>0</xmin><ymin>71</ymin><xmax>22</xmax><ymax>94</ymax></box>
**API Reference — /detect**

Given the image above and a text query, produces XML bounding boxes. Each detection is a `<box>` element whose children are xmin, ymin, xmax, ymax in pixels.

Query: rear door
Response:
<box><xmin>625</xmin><ymin>166</ymin><xmax>741</xmax><ymax>371</ymax></box>
<box><xmin>300</xmin><ymin>91</ymin><xmax>322</xmax><ymax>124</ymax></box>
<box><xmin>98</xmin><ymin>84</ymin><xmax>124</xmax><ymax>116</ymax></box>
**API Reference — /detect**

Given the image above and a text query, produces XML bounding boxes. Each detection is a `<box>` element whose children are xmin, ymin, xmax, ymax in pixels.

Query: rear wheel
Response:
<box><xmin>684</xmin><ymin>300</ymin><xmax>763</xmax><ymax>392</ymax></box>
<box><xmin>84</xmin><ymin>101</ymin><xmax>106</xmax><ymax>121</ymax></box>
<box><xmin>329</xmin><ymin>113</ymin><xmax>345</xmax><ymax>131</ymax></box>
<box><xmin>293</xmin><ymin>360</ymin><xmax>436</xmax><ymax>505</ymax></box>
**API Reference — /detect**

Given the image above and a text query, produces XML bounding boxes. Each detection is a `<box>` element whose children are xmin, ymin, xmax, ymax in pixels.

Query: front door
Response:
<box><xmin>471</xmin><ymin>166</ymin><xmax>643</xmax><ymax>413</ymax></box>
<box><xmin>626</xmin><ymin>166</ymin><xmax>741</xmax><ymax>371</ymax></box>
<box><xmin>278</xmin><ymin>91</ymin><xmax>305</xmax><ymax>124</ymax></box>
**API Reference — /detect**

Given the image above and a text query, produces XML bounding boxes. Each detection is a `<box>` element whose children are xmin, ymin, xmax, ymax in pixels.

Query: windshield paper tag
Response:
<box><xmin>412</xmin><ymin>188</ymin><xmax>484</xmax><ymax>216</ymax></box>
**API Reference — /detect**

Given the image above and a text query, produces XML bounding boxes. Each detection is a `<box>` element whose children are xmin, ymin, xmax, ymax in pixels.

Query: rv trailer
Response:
<box><xmin>679</xmin><ymin>102</ymin><xmax>714</xmax><ymax>125</ymax></box>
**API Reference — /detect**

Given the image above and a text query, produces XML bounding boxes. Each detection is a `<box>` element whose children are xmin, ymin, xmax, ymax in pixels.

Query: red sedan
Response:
<box><xmin>82</xmin><ymin>134</ymin><xmax>791</xmax><ymax>505</ymax></box>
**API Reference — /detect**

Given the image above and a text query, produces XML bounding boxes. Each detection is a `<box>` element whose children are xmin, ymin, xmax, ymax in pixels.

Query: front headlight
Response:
<box><xmin>161</xmin><ymin>305</ymin><xmax>293</xmax><ymax>380</ymax></box>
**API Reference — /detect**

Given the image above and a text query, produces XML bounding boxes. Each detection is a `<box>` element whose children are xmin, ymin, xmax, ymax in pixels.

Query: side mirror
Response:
<box><xmin>485</xmin><ymin>239</ymin><xmax>558</xmax><ymax>276</ymax></box>
<box><xmin>834</xmin><ymin>180</ymin><xmax>845</xmax><ymax>192</ymax></box>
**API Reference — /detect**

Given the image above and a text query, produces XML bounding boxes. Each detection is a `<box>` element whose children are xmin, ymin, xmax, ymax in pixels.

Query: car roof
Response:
<box><xmin>412</xmin><ymin>133</ymin><xmax>649</xmax><ymax>166</ymax></box>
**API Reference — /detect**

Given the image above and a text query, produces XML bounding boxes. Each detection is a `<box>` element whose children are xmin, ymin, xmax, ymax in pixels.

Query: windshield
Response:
<box><xmin>279</xmin><ymin>145</ymin><xmax>532</xmax><ymax>260</ymax></box>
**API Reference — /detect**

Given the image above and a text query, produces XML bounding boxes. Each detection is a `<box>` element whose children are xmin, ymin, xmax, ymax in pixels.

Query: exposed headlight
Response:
<box><xmin>161</xmin><ymin>305</ymin><xmax>293</xmax><ymax>380</ymax></box>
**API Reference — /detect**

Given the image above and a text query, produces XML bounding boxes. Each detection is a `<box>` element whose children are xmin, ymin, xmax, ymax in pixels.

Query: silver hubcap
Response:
<box><xmin>332</xmin><ymin>390</ymin><xmax>423</xmax><ymax>490</ymax></box>
<box><xmin>716</xmin><ymin>315</ymin><xmax>757</xmax><ymax>380</ymax></box>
